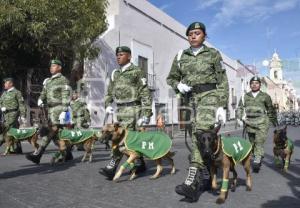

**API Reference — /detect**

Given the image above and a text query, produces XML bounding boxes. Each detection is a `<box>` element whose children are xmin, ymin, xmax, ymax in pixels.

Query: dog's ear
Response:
<box><xmin>214</xmin><ymin>123</ymin><xmax>221</xmax><ymax>133</ymax></box>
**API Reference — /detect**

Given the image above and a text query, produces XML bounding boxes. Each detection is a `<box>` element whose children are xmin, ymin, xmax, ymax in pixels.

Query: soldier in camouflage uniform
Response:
<box><xmin>0</xmin><ymin>78</ymin><xmax>27</xmax><ymax>153</ymax></box>
<box><xmin>99</xmin><ymin>46</ymin><xmax>153</xmax><ymax>179</ymax></box>
<box><xmin>70</xmin><ymin>90</ymin><xmax>91</xmax><ymax>151</ymax></box>
<box><xmin>26</xmin><ymin>59</ymin><xmax>72</xmax><ymax>164</ymax></box>
<box><xmin>70</xmin><ymin>90</ymin><xmax>91</xmax><ymax>129</ymax></box>
<box><xmin>237</xmin><ymin>76</ymin><xmax>277</xmax><ymax>172</ymax></box>
<box><xmin>167</xmin><ymin>22</ymin><xmax>229</xmax><ymax>202</ymax></box>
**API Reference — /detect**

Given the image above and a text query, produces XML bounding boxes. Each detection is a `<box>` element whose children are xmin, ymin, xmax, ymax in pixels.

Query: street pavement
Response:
<box><xmin>0</xmin><ymin>124</ymin><xmax>299</xmax><ymax>208</ymax></box>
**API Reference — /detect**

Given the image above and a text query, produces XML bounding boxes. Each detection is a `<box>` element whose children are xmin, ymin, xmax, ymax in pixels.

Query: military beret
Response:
<box><xmin>115</xmin><ymin>46</ymin><xmax>131</xmax><ymax>55</ymax></box>
<box><xmin>3</xmin><ymin>77</ymin><xmax>14</xmax><ymax>83</ymax></box>
<box><xmin>186</xmin><ymin>22</ymin><xmax>206</xmax><ymax>36</ymax></box>
<box><xmin>50</xmin><ymin>59</ymin><xmax>62</xmax><ymax>66</ymax></box>
<box><xmin>250</xmin><ymin>76</ymin><xmax>261</xmax><ymax>84</ymax></box>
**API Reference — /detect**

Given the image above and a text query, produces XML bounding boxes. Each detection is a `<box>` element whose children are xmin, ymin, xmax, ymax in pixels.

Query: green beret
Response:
<box><xmin>3</xmin><ymin>77</ymin><xmax>14</xmax><ymax>83</ymax></box>
<box><xmin>115</xmin><ymin>46</ymin><xmax>131</xmax><ymax>55</ymax></box>
<box><xmin>50</xmin><ymin>59</ymin><xmax>62</xmax><ymax>66</ymax></box>
<box><xmin>186</xmin><ymin>22</ymin><xmax>206</xmax><ymax>36</ymax></box>
<box><xmin>250</xmin><ymin>76</ymin><xmax>261</xmax><ymax>84</ymax></box>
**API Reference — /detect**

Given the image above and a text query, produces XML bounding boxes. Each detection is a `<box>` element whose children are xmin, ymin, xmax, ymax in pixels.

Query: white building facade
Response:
<box><xmin>84</xmin><ymin>0</ymin><xmax>254</xmax><ymax>127</ymax></box>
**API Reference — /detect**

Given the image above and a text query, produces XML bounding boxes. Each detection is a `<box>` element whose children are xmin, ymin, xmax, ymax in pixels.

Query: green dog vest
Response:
<box><xmin>125</xmin><ymin>131</ymin><xmax>172</xmax><ymax>160</ymax></box>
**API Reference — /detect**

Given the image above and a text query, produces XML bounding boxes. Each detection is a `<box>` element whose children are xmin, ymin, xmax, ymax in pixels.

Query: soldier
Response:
<box><xmin>237</xmin><ymin>76</ymin><xmax>277</xmax><ymax>173</ymax></box>
<box><xmin>167</xmin><ymin>22</ymin><xmax>229</xmax><ymax>202</ymax></box>
<box><xmin>26</xmin><ymin>59</ymin><xmax>72</xmax><ymax>164</ymax></box>
<box><xmin>99</xmin><ymin>46</ymin><xmax>153</xmax><ymax>179</ymax></box>
<box><xmin>70</xmin><ymin>90</ymin><xmax>91</xmax><ymax>151</ymax></box>
<box><xmin>70</xmin><ymin>90</ymin><xmax>91</xmax><ymax>129</ymax></box>
<box><xmin>0</xmin><ymin>78</ymin><xmax>27</xmax><ymax>153</ymax></box>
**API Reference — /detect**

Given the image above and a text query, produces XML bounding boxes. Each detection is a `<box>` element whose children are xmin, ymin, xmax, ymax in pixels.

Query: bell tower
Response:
<box><xmin>269</xmin><ymin>51</ymin><xmax>283</xmax><ymax>83</ymax></box>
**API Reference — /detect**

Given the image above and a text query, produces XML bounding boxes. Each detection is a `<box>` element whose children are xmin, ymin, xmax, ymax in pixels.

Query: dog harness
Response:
<box><xmin>125</xmin><ymin>131</ymin><xmax>172</xmax><ymax>160</ymax></box>
<box><xmin>221</xmin><ymin>136</ymin><xmax>252</xmax><ymax>164</ymax></box>
<box><xmin>7</xmin><ymin>128</ymin><xmax>37</xmax><ymax>140</ymax></box>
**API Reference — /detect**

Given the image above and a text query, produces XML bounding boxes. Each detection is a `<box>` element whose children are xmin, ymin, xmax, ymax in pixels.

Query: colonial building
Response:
<box><xmin>84</xmin><ymin>0</ymin><xmax>255</xmax><ymax>127</ymax></box>
<box><xmin>262</xmin><ymin>52</ymin><xmax>298</xmax><ymax>112</ymax></box>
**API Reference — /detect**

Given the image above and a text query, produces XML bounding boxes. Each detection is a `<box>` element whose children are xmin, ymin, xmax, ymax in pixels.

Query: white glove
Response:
<box><xmin>59</xmin><ymin>112</ymin><xmax>66</xmax><ymax>124</ymax></box>
<box><xmin>1</xmin><ymin>107</ymin><xmax>6</xmax><ymax>112</ymax></box>
<box><xmin>105</xmin><ymin>106</ymin><xmax>114</xmax><ymax>114</ymax></box>
<box><xmin>237</xmin><ymin>119</ymin><xmax>244</xmax><ymax>127</ymax></box>
<box><xmin>37</xmin><ymin>99</ymin><xmax>44</xmax><ymax>107</ymax></box>
<box><xmin>216</xmin><ymin>107</ymin><xmax>226</xmax><ymax>124</ymax></box>
<box><xmin>20</xmin><ymin>117</ymin><xmax>27</xmax><ymax>124</ymax></box>
<box><xmin>177</xmin><ymin>82</ymin><xmax>192</xmax><ymax>94</ymax></box>
<box><xmin>137</xmin><ymin>116</ymin><xmax>150</xmax><ymax>126</ymax></box>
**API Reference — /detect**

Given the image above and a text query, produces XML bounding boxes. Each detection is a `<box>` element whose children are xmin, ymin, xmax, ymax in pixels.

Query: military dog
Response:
<box><xmin>50</xmin><ymin>129</ymin><xmax>99</xmax><ymax>165</ymax></box>
<box><xmin>196</xmin><ymin>124</ymin><xmax>252</xmax><ymax>204</ymax></box>
<box><xmin>273</xmin><ymin>126</ymin><xmax>294</xmax><ymax>171</ymax></box>
<box><xmin>99</xmin><ymin>123</ymin><xmax>176</xmax><ymax>182</ymax></box>
<box><xmin>2</xmin><ymin>127</ymin><xmax>39</xmax><ymax>156</ymax></box>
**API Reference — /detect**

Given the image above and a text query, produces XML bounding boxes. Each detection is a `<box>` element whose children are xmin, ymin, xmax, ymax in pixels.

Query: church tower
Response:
<box><xmin>269</xmin><ymin>51</ymin><xmax>283</xmax><ymax>83</ymax></box>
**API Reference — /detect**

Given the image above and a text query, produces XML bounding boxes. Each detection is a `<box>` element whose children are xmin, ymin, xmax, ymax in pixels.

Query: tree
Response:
<box><xmin>0</xmin><ymin>0</ymin><xmax>108</xmax><ymax>83</ymax></box>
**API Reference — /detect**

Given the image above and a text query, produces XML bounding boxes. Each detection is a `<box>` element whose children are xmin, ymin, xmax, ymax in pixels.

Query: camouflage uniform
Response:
<box><xmin>105</xmin><ymin>64</ymin><xmax>153</xmax><ymax>129</ymax></box>
<box><xmin>237</xmin><ymin>90</ymin><xmax>277</xmax><ymax>161</ymax></box>
<box><xmin>70</xmin><ymin>98</ymin><xmax>90</xmax><ymax>129</ymax></box>
<box><xmin>26</xmin><ymin>71</ymin><xmax>71</xmax><ymax>164</ymax></box>
<box><xmin>105</xmin><ymin>63</ymin><xmax>152</xmax><ymax>158</ymax></box>
<box><xmin>0</xmin><ymin>86</ymin><xmax>26</xmax><ymax>152</ymax></box>
<box><xmin>167</xmin><ymin>44</ymin><xmax>229</xmax><ymax>169</ymax></box>
<box><xmin>100</xmin><ymin>46</ymin><xmax>153</xmax><ymax>179</ymax></box>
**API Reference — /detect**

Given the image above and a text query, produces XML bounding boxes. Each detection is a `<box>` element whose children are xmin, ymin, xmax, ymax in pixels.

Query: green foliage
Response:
<box><xmin>0</xmin><ymin>0</ymin><xmax>107</xmax><ymax>79</ymax></box>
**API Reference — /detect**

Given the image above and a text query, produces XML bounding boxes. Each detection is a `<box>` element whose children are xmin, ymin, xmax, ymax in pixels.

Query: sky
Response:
<box><xmin>148</xmin><ymin>0</ymin><xmax>300</xmax><ymax>96</ymax></box>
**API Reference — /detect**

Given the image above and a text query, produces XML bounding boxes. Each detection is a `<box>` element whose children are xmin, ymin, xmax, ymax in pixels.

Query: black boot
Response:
<box><xmin>134</xmin><ymin>157</ymin><xmax>146</xmax><ymax>174</ymax></box>
<box><xmin>15</xmin><ymin>141</ymin><xmax>23</xmax><ymax>154</ymax></box>
<box><xmin>175</xmin><ymin>167</ymin><xmax>209</xmax><ymax>202</ymax></box>
<box><xmin>25</xmin><ymin>146</ymin><xmax>45</xmax><ymax>164</ymax></box>
<box><xmin>252</xmin><ymin>156</ymin><xmax>262</xmax><ymax>173</ymax></box>
<box><xmin>99</xmin><ymin>157</ymin><xmax>121</xmax><ymax>180</ymax></box>
<box><xmin>65</xmin><ymin>146</ymin><xmax>73</xmax><ymax>161</ymax></box>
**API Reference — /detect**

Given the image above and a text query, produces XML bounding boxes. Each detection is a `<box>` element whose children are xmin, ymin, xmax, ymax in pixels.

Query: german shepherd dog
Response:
<box><xmin>50</xmin><ymin>129</ymin><xmax>98</xmax><ymax>165</ymax></box>
<box><xmin>0</xmin><ymin>113</ymin><xmax>39</xmax><ymax>156</ymax></box>
<box><xmin>273</xmin><ymin>126</ymin><xmax>294</xmax><ymax>171</ymax></box>
<box><xmin>195</xmin><ymin>124</ymin><xmax>252</xmax><ymax>204</ymax></box>
<box><xmin>99</xmin><ymin>123</ymin><xmax>176</xmax><ymax>182</ymax></box>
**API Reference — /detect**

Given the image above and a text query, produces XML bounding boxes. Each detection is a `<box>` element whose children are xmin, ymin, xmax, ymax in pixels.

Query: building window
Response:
<box><xmin>274</xmin><ymin>71</ymin><xmax>278</xmax><ymax>79</ymax></box>
<box><xmin>138</xmin><ymin>56</ymin><xmax>148</xmax><ymax>74</ymax></box>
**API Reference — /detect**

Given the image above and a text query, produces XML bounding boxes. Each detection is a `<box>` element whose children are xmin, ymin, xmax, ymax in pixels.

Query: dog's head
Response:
<box><xmin>100</xmin><ymin>123</ymin><xmax>126</xmax><ymax>146</ymax></box>
<box><xmin>273</xmin><ymin>125</ymin><xmax>287</xmax><ymax>148</ymax></box>
<box><xmin>195</xmin><ymin>124</ymin><xmax>221</xmax><ymax>160</ymax></box>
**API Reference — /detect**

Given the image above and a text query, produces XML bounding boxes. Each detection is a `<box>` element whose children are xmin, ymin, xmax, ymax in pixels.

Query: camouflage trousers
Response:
<box><xmin>112</xmin><ymin>105</ymin><xmax>141</xmax><ymax>160</ymax></box>
<box><xmin>247</xmin><ymin>127</ymin><xmax>269</xmax><ymax>158</ymax></box>
<box><xmin>183</xmin><ymin>89</ymin><xmax>220</xmax><ymax>169</ymax></box>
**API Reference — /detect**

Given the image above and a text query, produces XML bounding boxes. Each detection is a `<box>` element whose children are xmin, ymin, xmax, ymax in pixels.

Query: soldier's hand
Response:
<box><xmin>215</xmin><ymin>107</ymin><xmax>226</xmax><ymax>125</ymax></box>
<box><xmin>37</xmin><ymin>99</ymin><xmax>44</xmax><ymax>107</ymax></box>
<box><xmin>237</xmin><ymin>119</ymin><xmax>244</xmax><ymax>127</ymax></box>
<box><xmin>59</xmin><ymin>112</ymin><xmax>67</xmax><ymax>124</ymax></box>
<box><xmin>105</xmin><ymin>106</ymin><xmax>114</xmax><ymax>114</ymax></box>
<box><xmin>20</xmin><ymin>117</ymin><xmax>27</xmax><ymax>124</ymax></box>
<box><xmin>177</xmin><ymin>81</ymin><xmax>192</xmax><ymax>94</ymax></box>
<box><xmin>1</xmin><ymin>107</ymin><xmax>6</xmax><ymax>112</ymax></box>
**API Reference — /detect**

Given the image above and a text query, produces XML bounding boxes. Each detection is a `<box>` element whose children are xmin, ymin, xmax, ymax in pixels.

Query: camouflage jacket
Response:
<box><xmin>105</xmin><ymin>63</ymin><xmax>153</xmax><ymax>117</ymax></box>
<box><xmin>166</xmin><ymin>45</ymin><xmax>229</xmax><ymax>107</ymax></box>
<box><xmin>237</xmin><ymin>91</ymin><xmax>278</xmax><ymax>128</ymax></box>
<box><xmin>39</xmin><ymin>73</ymin><xmax>71</xmax><ymax>111</ymax></box>
<box><xmin>0</xmin><ymin>88</ymin><xmax>26</xmax><ymax>128</ymax></box>
<box><xmin>70</xmin><ymin>98</ymin><xmax>91</xmax><ymax>128</ymax></box>
<box><xmin>0</xmin><ymin>87</ymin><xmax>26</xmax><ymax>118</ymax></box>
